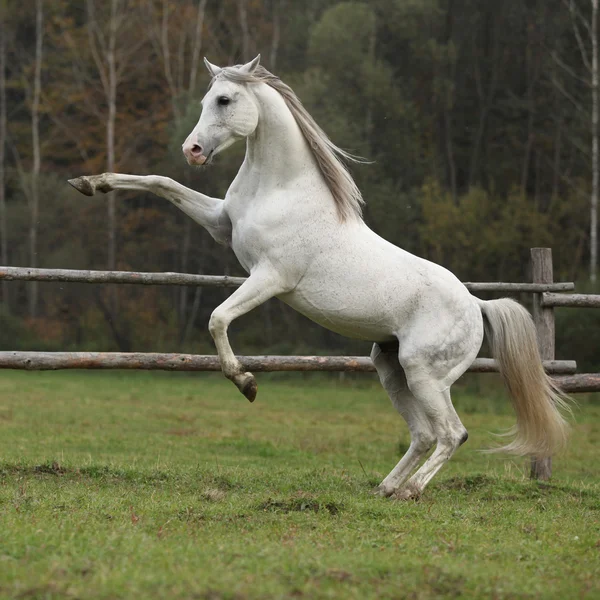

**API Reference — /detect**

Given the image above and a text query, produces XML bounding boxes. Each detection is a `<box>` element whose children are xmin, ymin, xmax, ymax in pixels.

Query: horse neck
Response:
<box><xmin>242</xmin><ymin>84</ymin><xmax>318</xmax><ymax>188</ymax></box>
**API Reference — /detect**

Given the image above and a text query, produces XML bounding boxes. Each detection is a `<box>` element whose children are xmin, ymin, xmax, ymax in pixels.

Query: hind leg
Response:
<box><xmin>371</xmin><ymin>344</ymin><xmax>436</xmax><ymax>496</ymax></box>
<box><xmin>394</xmin><ymin>373</ymin><xmax>468</xmax><ymax>500</ymax></box>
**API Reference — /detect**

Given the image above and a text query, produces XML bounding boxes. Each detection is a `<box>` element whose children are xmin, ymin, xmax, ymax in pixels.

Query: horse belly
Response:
<box><xmin>276</xmin><ymin>245</ymin><xmax>480</xmax><ymax>349</ymax></box>
<box><xmin>278</xmin><ymin>284</ymin><xmax>398</xmax><ymax>342</ymax></box>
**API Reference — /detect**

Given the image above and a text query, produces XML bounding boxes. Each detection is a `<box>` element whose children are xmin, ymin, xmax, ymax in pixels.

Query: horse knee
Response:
<box><xmin>154</xmin><ymin>175</ymin><xmax>175</xmax><ymax>195</ymax></box>
<box><xmin>208</xmin><ymin>310</ymin><xmax>228</xmax><ymax>338</ymax></box>
<box><xmin>451</xmin><ymin>425</ymin><xmax>469</xmax><ymax>448</ymax></box>
<box><xmin>437</xmin><ymin>426</ymin><xmax>468</xmax><ymax>453</ymax></box>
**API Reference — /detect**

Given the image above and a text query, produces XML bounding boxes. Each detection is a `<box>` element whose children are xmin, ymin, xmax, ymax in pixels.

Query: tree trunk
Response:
<box><xmin>160</xmin><ymin>0</ymin><xmax>180</xmax><ymax>122</ymax></box>
<box><xmin>444</xmin><ymin>108</ymin><xmax>457</xmax><ymax>203</ymax></box>
<box><xmin>181</xmin><ymin>285</ymin><xmax>202</xmax><ymax>346</ymax></box>
<box><xmin>468</xmin><ymin>7</ymin><xmax>502</xmax><ymax>188</ymax></box>
<box><xmin>178</xmin><ymin>217</ymin><xmax>191</xmax><ymax>330</ymax></box>
<box><xmin>0</xmin><ymin>21</ymin><xmax>8</xmax><ymax>310</ymax></box>
<box><xmin>552</xmin><ymin>114</ymin><xmax>563</xmax><ymax>200</ymax></box>
<box><xmin>29</xmin><ymin>0</ymin><xmax>43</xmax><ymax>318</ymax></box>
<box><xmin>442</xmin><ymin>0</ymin><xmax>457</xmax><ymax>202</ymax></box>
<box><xmin>188</xmin><ymin>0</ymin><xmax>208</xmax><ymax>95</ymax></box>
<box><xmin>592</xmin><ymin>0</ymin><xmax>598</xmax><ymax>283</ymax></box>
<box><xmin>106</xmin><ymin>0</ymin><xmax>119</xmax><ymax>273</ymax></box>
<box><xmin>269</xmin><ymin>0</ymin><xmax>282</xmax><ymax>70</ymax></box>
<box><xmin>238</xmin><ymin>0</ymin><xmax>250</xmax><ymax>61</ymax></box>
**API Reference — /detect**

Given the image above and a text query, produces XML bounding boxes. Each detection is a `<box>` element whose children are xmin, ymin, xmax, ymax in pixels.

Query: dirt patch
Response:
<box><xmin>166</xmin><ymin>428</ymin><xmax>197</xmax><ymax>437</ymax></box>
<box><xmin>437</xmin><ymin>474</ymin><xmax>495</xmax><ymax>492</ymax></box>
<box><xmin>257</xmin><ymin>496</ymin><xmax>342</xmax><ymax>516</ymax></box>
<box><xmin>202</xmin><ymin>488</ymin><xmax>227</xmax><ymax>502</ymax></box>
<box><xmin>33</xmin><ymin>461</ymin><xmax>68</xmax><ymax>476</ymax></box>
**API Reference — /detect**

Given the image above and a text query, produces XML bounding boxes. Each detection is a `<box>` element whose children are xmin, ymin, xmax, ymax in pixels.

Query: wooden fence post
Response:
<box><xmin>530</xmin><ymin>248</ymin><xmax>555</xmax><ymax>480</ymax></box>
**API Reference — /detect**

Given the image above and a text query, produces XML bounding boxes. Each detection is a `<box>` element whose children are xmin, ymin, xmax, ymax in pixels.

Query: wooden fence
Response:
<box><xmin>1</xmin><ymin>247</ymin><xmax>599</xmax><ymax>479</ymax></box>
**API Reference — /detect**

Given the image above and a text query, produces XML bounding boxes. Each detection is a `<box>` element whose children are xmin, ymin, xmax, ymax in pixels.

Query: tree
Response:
<box><xmin>29</xmin><ymin>0</ymin><xmax>43</xmax><ymax>317</ymax></box>
<box><xmin>592</xmin><ymin>0</ymin><xmax>598</xmax><ymax>283</ymax></box>
<box><xmin>10</xmin><ymin>0</ymin><xmax>44</xmax><ymax>317</ymax></box>
<box><xmin>0</xmin><ymin>4</ymin><xmax>8</xmax><ymax>309</ymax></box>
<box><xmin>550</xmin><ymin>0</ymin><xmax>599</xmax><ymax>282</ymax></box>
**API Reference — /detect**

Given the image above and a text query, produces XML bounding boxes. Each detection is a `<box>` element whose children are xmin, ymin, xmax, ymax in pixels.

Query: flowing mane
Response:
<box><xmin>212</xmin><ymin>65</ymin><xmax>365</xmax><ymax>222</ymax></box>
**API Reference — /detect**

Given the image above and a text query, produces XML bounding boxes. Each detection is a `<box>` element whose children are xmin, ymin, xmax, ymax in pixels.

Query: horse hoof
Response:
<box><xmin>391</xmin><ymin>484</ymin><xmax>421</xmax><ymax>501</ymax></box>
<box><xmin>68</xmin><ymin>177</ymin><xmax>95</xmax><ymax>196</ymax></box>
<box><xmin>371</xmin><ymin>485</ymin><xmax>393</xmax><ymax>498</ymax></box>
<box><xmin>238</xmin><ymin>372</ymin><xmax>257</xmax><ymax>402</ymax></box>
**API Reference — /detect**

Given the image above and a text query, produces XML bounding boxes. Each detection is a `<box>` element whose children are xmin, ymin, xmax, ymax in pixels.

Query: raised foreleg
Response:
<box><xmin>209</xmin><ymin>266</ymin><xmax>289</xmax><ymax>402</ymax></box>
<box><xmin>68</xmin><ymin>173</ymin><xmax>230</xmax><ymax>245</ymax></box>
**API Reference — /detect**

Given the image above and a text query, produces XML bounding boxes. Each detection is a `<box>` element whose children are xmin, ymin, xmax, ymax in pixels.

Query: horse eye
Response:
<box><xmin>217</xmin><ymin>96</ymin><xmax>230</xmax><ymax>106</ymax></box>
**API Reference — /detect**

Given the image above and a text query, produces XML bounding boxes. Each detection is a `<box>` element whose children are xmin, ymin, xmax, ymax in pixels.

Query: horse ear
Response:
<box><xmin>204</xmin><ymin>58</ymin><xmax>222</xmax><ymax>78</ymax></box>
<box><xmin>239</xmin><ymin>54</ymin><xmax>261</xmax><ymax>75</ymax></box>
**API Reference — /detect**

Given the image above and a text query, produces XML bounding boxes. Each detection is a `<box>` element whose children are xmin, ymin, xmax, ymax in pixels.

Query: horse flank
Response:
<box><xmin>211</xmin><ymin>65</ymin><xmax>365</xmax><ymax>222</ymax></box>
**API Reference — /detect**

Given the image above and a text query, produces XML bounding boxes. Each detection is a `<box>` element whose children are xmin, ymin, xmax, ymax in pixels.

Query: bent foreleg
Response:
<box><xmin>209</xmin><ymin>268</ymin><xmax>287</xmax><ymax>402</ymax></box>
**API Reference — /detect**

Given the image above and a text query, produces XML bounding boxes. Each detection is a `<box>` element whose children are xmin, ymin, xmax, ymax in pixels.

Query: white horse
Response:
<box><xmin>69</xmin><ymin>55</ymin><xmax>569</xmax><ymax>499</ymax></box>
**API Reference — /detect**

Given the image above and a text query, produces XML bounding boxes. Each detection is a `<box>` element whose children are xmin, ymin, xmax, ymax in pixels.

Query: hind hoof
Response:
<box><xmin>371</xmin><ymin>485</ymin><xmax>393</xmax><ymax>498</ymax></box>
<box><xmin>391</xmin><ymin>484</ymin><xmax>422</xmax><ymax>501</ymax></box>
<box><xmin>235</xmin><ymin>372</ymin><xmax>257</xmax><ymax>402</ymax></box>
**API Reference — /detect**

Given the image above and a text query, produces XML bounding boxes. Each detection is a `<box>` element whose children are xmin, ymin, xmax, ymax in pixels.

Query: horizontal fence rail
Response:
<box><xmin>0</xmin><ymin>266</ymin><xmax>575</xmax><ymax>293</ymax></box>
<box><xmin>1</xmin><ymin>249</ymin><xmax>595</xmax><ymax>485</ymax></box>
<box><xmin>550</xmin><ymin>373</ymin><xmax>600</xmax><ymax>393</ymax></box>
<box><xmin>542</xmin><ymin>293</ymin><xmax>600</xmax><ymax>308</ymax></box>
<box><xmin>0</xmin><ymin>267</ymin><xmax>246</xmax><ymax>288</ymax></box>
<box><xmin>462</xmin><ymin>282</ymin><xmax>575</xmax><ymax>292</ymax></box>
<box><xmin>0</xmin><ymin>352</ymin><xmax>577</xmax><ymax>375</ymax></box>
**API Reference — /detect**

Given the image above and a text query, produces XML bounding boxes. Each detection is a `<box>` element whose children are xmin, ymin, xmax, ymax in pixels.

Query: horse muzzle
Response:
<box><xmin>182</xmin><ymin>142</ymin><xmax>212</xmax><ymax>166</ymax></box>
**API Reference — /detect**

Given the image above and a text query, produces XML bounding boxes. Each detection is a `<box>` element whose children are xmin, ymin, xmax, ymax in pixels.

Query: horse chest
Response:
<box><xmin>226</xmin><ymin>194</ymin><xmax>312</xmax><ymax>274</ymax></box>
<box><xmin>230</xmin><ymin>220</ymin><xmax>265</xmax><ymax>272</ymax></box>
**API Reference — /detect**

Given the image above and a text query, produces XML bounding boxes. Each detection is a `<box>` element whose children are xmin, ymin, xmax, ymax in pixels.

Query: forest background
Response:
<box><xmin>1</xmin><ymin>0</ymin><xmax>599</xmax><ymax>369</ymax></box>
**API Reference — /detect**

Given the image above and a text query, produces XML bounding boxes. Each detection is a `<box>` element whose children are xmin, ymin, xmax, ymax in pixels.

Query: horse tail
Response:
<box><xmin>477</xmin><ymin>297</ymin><xmax>570</xmax><ymax>456</ymax></box>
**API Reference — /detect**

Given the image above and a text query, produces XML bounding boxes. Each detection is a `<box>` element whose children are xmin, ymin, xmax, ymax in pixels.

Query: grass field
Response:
<box><xmin>0</xmin><ymin>371</ymin><xmax>598</xmax><ymax>599</ymax></box>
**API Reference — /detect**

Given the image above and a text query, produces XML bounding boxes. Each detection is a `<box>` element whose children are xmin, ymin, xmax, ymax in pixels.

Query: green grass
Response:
<box><xmin>0</xmin><ymin>371</ymin><xmax>598</xmax><ymax>599</ymax></box>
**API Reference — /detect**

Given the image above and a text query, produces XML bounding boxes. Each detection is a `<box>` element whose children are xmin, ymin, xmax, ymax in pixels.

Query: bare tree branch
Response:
<box><xmin>549</xmin><ymin>49</ymin><xmax>591</xmax><ymax>85</ymax></box>
<box><xmin>550</xmin><ymin>74</ymin><xmax>587</xmax><ymax>113</ymax></box>
<box><xmin>567</xmin><ymin>0</ymin><xmax>592</xmax><ymax>72</ymax></box>
<box><xmin>86</xmin><ymin>0</ymin><xmax>110</xmax><ymax>98</ymax></box>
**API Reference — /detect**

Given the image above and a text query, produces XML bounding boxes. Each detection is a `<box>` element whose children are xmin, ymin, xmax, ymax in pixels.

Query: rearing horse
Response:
<box><xmin>69</xmin><ymin>56</ymin><xmax>569</xmax><ymax>499</ymax></box>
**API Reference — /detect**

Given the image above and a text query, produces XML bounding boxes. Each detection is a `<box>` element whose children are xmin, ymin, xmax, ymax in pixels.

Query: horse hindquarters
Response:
<box><xmin>371</xmin><ymin>309</ymin><xmax>479</xmax><ymax>499</ymax></box>
<box><xmin>369</xmin><ymin>294</ymin><xmax>484</xmax><ymax>498</ymax></box>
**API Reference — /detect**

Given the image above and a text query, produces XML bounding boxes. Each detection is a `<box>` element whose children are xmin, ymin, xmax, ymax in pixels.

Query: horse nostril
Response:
<box><xmin>191</xmin><ymin>144</ymin><xmax>203</xmax><ymax>157</ymax></box>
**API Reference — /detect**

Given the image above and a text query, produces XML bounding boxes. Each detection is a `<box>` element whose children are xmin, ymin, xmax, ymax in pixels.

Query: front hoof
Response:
<box><xmin>235</xmin><ymin>372</ymin><xmax>257</xmax><ymax>402</ymax></box>
<box><xmin>68</xmin><ymin>177</ymin><xmax>95</xmax><ymax>196</ymax></box>
<box><xmin>391</xmin><ymin>484</ymin><xmax>422</xmax><ymax>501</ymax></box>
